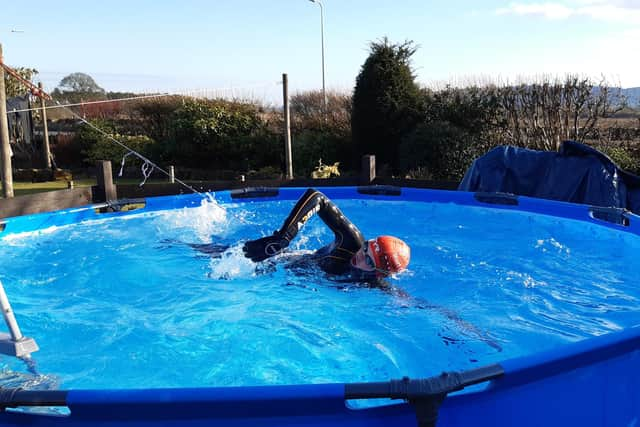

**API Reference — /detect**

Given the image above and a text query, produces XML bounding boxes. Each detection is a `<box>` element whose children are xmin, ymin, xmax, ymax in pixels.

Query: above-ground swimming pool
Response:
<box><xmin>0</xmin><ymin>186</ymin><xmax>639</xmax><ymax>426</ymax></box>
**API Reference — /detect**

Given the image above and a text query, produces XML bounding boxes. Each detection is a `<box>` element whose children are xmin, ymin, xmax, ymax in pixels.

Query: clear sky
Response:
<box><xmin>1</xmin><ymin>0</ymin><xmax>639</xmax><ymax>104</ymax></box>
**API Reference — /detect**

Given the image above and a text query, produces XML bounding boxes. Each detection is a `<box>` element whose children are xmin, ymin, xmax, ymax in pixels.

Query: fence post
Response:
<box><xmin>361</xmin><ymin>155</ymin><xmax>375</xmax><ymax>185</ymax></box>
<box><xmin>95</xmin><ymin>160</ymin><xmax>117</xmax><ymax>202</ymax></box>
<box><xmin>282</xmin><ymin>73</ymin><xmax>293</xmax><ymax>180</ymax></box>
<box><xmin>0</xmin><ymin>44</ymin><xmax>14</xmax><ymax>198</ymax></box>
<box><xmin>38</xmin><ymin>82</ymin><xmax>52</xmax><ymax>170</ymax></box>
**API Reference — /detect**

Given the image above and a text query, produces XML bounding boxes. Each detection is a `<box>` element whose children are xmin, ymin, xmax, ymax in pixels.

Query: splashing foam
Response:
<box><xmin>1</xmin><ymin>225</ymin><xmax>62</xmax><ymax>244</ymax></box>
<box><xmin>158</xmin><ymin>196</ymin><xmax>228</xmax><ymax>243</ymax></box>
<box><xmin>209</xmin><ymin>245</ymin><xmax>257</xmax><ymax>279</ymax></box>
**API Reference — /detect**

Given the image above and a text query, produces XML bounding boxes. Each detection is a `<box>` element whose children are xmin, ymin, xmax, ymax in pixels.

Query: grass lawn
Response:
<box><xmin>2</xmin><ymin>179</ymin><xmax>171</xmax><ymax>197</ymax></box>
<box><xmin>10</xmin><ymin>179</ymin><xmax>95</xmax><ymax>196</ymax></box>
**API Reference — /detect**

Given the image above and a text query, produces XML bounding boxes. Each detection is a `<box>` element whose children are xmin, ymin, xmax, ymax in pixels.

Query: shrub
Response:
<box><xmin>247</xmin><ymin>166</ymin><xmax>282</xmax><ymax>180</ymax></box>
<box><xmin>168</xmin><ymin>98</ymin><xmax>266</xmax><ymax>169</ymax></box>
<box><xmin>597</xmin><ymin>145</ymin><xmax>640</xmax><ymax>175</ymax></box>
<box><xmin>83</xmin><ymin>134</ymin><xmax>156</xmax><ymax>169</ymax></box>
<box><xmin>399</xmin><ymin>86</ymin><xmax>503</xmax><ymax>180</ymax></box>
<box><xmin>290</xmin><ymin>90</ymin><xmax>355</xmax><ymax>174</ymax></box>
<box><xmin>352</xmin><ymin>38</ymin><xmax>425</xmax><ymax>174</ymax></box>
<box><xmin>51</xmin><ymin>133</ymin><xmax>84</xmax><ymax>169</ymax></box>
<box><xmin>400</xmin><ymin>120</ymin><xmax>481</xmax><ymax>181</ymax></box>
<box><xmin>292</xmin><ymin>130</ymin><xmax>352</xmax><ymax>177</ymax></box>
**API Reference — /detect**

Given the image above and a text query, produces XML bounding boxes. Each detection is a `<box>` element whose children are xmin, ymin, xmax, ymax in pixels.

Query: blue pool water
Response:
<box><xmin>1</xmin><ymin>196</ymin><xmax>639</xmax><ymax>391</ymax></box>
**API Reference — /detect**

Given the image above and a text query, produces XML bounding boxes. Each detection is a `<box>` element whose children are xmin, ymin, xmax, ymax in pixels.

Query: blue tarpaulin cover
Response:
<box><xmin>458</xmin><ymin>140</ymin><xmax>640</xmax><ymax>215</ymax></box>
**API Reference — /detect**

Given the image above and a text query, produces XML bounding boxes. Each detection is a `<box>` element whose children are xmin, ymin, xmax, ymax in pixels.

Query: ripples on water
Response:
<box><xmin>0</xmin><ymin>197</ymin><xmax>639</xmax><ymax>391</ymax></box>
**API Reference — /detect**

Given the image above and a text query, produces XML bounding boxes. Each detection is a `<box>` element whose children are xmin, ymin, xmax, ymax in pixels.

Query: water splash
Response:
<box><xmin>208</xmin><ymin>245</ymin><xmax>257</xmax><ymax>280</ymax></box>
<box><xmin>1</xmin><ymin>225</ymin><xmax>62</xmax><ymax>244</ymax></box>
<box><xmin>157</xmin><ymin>196</ymin><xmax>229</xmax><ymax>243</ymax></box>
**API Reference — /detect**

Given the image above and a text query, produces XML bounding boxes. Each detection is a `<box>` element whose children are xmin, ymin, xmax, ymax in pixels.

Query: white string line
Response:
<box><xmin>6</xmin><ymin>79</ymin><xmax>281</xmax><ymax>196</ymax></box>
<box><xmin>60</xmin><ymin>101</ymin><xmax>252</xmax><ymax>227</ymax></box>
<box><xmin>7</xmin><ymin>93</ymin><xmax>170</xmax><ymax>114</ymax></box>
<box><xmin>54</xmin><ymin>100</ymin><xmax>203</xmax><ymax>195</ymax></box>
<box><xmin>5</xmin><ymin>81</ymin><xmax>281</xmax><ymax>114</ymax></box>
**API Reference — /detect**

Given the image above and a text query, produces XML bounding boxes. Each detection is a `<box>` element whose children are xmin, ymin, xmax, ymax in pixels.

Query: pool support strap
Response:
<box><xmin>345</xmin><ymin>364</ymin><xmax>504</xmax><ymax>427</ymax></box>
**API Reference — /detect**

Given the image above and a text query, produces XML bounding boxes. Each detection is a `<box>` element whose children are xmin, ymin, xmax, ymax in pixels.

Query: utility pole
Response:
<box><xmin>38</xmin><ymin>82</ymin><xmax>51</xmax><ymax>169</ymax></box>
<box><xmin>282</xmin><ymin>73</ymin><xmax>293</xmax><ymax>180</ymax></box>
<box><xmin>0</xmin><ymin>43</ymin><xmax>14</xmax><ymax>198</ymax></box>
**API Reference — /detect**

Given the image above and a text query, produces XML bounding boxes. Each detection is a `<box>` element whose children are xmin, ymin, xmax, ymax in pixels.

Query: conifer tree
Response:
<box><xmin>352</xmin><ymin>38</ymin><xmax>424</xmax><ymax>173</ymax></box>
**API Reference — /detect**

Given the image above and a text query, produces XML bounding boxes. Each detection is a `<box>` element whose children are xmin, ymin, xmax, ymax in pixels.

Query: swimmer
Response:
<box><xmin>242</xmin><ymin>188</ymin><xmax>410</xmax><ymax>282</ymax></box>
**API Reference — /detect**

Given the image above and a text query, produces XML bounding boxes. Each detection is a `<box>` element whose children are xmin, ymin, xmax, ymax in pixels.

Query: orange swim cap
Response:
<box><xmin>368</xmin><ymin>236</ymin><xmax>410</xmax><ymax>275</ymax></box>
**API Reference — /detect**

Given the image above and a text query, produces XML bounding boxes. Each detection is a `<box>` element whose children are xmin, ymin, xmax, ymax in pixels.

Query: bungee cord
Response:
<box><xmin>3</xmin><ymin>73</ymin><xmax>279</xmax><ymax>193</ymax></box>
<box><xmin>56</xmin><ymin>99</ymin><xmax>203</xmax><ymax>194</ymax></box>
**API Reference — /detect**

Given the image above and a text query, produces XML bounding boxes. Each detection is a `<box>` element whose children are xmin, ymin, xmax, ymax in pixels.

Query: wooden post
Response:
<box><xmin>282</xmin><ymin>73</ymin><xmax>293</xmax><ymax>179</ymax></box>
<box><xmin>38</xmin><ymin>82</ymin><xmax>51</xmax><ymax>169</ymax></box>
<box><xmin>0</xmin><ymin>44</ymin><xmax>14</xmax><ymax>198</ymax></box>
<box><xmin>96</xmin><ymin>160</ymin><xmax>117</xmax><ymax>202</ymax></box>
<box><xmin>361</xmin><ymin>155</ymin><xmax>376</xmax><ymax>185</ymax></box>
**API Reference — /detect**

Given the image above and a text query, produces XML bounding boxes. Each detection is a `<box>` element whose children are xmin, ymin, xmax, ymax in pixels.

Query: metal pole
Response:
<box><xmin>319</xmin><ymin>0</ymin><xmax>327</xmax><ymax>113</ymax></box>
<box><xmin>0</xmin><ymin>43</ymin><xmax>15</xmax><ymax>198</ymax></box>
<box><xmin>38</xmin><ymin>82</ymin><xmax>52</xmax><ymax>169</ymax></box>
<box><xmin>309</xmin><ymin>0</ymin><xmax>327</xmax><ymax>114</ymax></box>
<box><xmin>0</xmin><ymin>280</ymin><xmax>24</xmax><ymax>341</ymax></box>
<box><xmin>0</xmin><ymin>279</ymin><xmax>39</xmax><ymax>358</ymax></box>
<box><xmin>282</xmin><ymin>73</ymin><xmax>293</xmax><ymax>180</ymax></box>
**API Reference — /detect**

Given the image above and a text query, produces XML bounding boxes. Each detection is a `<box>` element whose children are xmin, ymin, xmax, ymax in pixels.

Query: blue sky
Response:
<box><xmin>2</xmin><ymin>0</ymin><xmax>639</xmax><ymax>103</ymax></box>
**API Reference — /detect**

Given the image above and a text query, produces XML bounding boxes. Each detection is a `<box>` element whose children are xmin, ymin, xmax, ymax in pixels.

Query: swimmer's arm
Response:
<box><xmin>158</xmin><ymin>239</ymin><xmax>229</xmax><ymax>258</ymax></box>
<box><xmin>187</xmin><ymin>243</ymin><xmax>230</xmax><ymax>257</ymax></box>
<box><xmin>278</xmin><ymin>188</ymin><xmax>363</xmax><ymax>245</ymax></box>
<box><xmin>244</xmin><ymin>188</ymin><xmax>362</xmax><ymax>262</ymax></box>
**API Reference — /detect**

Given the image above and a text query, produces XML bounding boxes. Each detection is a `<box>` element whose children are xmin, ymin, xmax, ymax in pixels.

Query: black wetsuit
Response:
<box><xmin>277</xmin><ymin>188</ymin><xmax>365</xmax><ymax>276</ymax></box>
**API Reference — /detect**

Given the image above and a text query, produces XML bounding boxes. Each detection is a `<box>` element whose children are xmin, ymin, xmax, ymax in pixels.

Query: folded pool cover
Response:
<box><xmin>458</xmin><ymin>140</ymin><xmax>640</xmax><ymax>215</ymax></box>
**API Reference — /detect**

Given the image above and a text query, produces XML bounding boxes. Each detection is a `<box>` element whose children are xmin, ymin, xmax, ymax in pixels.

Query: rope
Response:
<box><xmin>6</xmin><ymin>92</ymin><xmax>170</xmax><ymax>114</ymax></box>
<box><xmin>118</xmin><ymin>152</ymin><xmax>134</xmax><ymax>177</ymax></box>
<box><xmin>55</xmin><ymin>99</ymin><xmax>202</xmax><ymax>195</ymax></box>
<box><xmin>139</xmin><ymin>161</ymin><xmax>154</xmax><ymax>187</ymax></box>
<box><xmin>4</xmin><ymin>81</ymin><xmax>280</xmax><ymax>114</ymax></box>
<box><xmin>3</xmin><ymin>70</ymin><xmax>278</xmax><ymax>195</ymax></box>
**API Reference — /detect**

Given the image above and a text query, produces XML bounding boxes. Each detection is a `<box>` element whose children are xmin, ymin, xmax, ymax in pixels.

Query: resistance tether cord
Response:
<box><xmin>57</xmin><ymin>100</ymin><xmax>202</xmax><ymax>195</ymax></box>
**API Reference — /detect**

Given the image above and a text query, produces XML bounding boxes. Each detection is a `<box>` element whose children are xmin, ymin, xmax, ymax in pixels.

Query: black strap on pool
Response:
<box><xmin>0</xmin><ymin>388</ymin><xmax>67</xmax><ymax>409</ymax></box>
<box><xmin>345</xmin><ymin>363</ymin><xmax>504</xmax><ymax>427</ymax></box>
<box><xmin>231</xmin><ymin>187</ymin><xmax>279</xmax><ymax>199</ymax></box>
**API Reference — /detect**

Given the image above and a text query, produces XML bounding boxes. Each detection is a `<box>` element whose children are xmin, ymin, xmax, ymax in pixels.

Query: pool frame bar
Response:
<box><xmin>0</xmin><ymin>186</ymin><xmax>639</xmax><ymax>427</ymax></box>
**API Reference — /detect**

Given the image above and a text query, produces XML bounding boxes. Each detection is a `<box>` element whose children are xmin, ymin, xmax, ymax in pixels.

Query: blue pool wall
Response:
<box><xmin>0</xmin><ymin>186</ymin><xmax>639</xmax><ymax>426</ymax></box>
<box><xmin>2</xmin><ymin>186</ymin><xmax>639</xmax><ymax>236</ymax></box>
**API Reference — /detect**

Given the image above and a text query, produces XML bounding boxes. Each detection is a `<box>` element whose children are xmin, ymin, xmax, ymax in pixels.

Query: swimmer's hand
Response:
<box><xmin>242</xmin><ymin>232</ymin><xmax>289</xmax><ymax>262</ymax></box>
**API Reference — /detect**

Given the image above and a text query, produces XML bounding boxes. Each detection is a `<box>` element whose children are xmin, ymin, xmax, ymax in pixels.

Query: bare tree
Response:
<box><xmin>498</xmin><ymin>75</ymin><xmax>626</xmax><ymax>151</ymax></box>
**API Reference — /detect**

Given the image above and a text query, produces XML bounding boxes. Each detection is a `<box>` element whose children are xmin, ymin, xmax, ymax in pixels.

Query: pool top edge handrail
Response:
<box><xmin>2</xmin><ymin>186</ymin><xmax>638</xmax><ymax>238</ymax></box>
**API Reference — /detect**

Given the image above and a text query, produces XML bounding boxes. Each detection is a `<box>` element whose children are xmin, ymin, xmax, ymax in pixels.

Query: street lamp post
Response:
<box><xmin>308</xmin><ymin>0</ymin><xmax>327</xmax><ymax>113</ymax></box>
